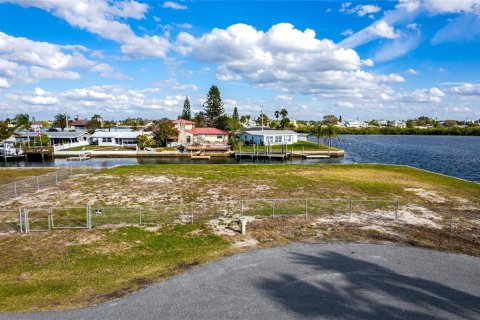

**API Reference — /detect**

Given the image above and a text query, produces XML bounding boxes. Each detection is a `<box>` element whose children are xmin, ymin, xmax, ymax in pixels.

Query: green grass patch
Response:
<box><xmin>0</xmin><ymin>168</ymin><xmax>58</xmax><ymax>185</ymax></box>
<box><xmin>0</xmin><ymin>224</ymin><xmax>230</xmax><ymax>312</ymax></box>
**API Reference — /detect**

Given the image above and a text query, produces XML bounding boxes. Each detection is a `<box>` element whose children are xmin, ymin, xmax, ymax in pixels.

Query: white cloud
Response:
<box><xmin>177</xmin><ymin>23</ymin><xmax>405</xmax><ymax>106</ymax></box>
<box><xmin>341</xmin><ymin>3</ymin><xmax>382</xmax><ymax>17</ymax></box>
<box><xmin>7</xmin><ymin>87</ymin><xmax>59</xmax><ymax>105</ymax></box>
<box><xmin>340</xmin><ymin>20</ymin><xmax>399</xmax><ymax>48</ymax></box>
<box><xmin>275</xmin><ymin>95</ymin><xmax>293</xmax><ymax>102</ymax></box>
<box><xmin>163</xmin><ymin>1</ymin><xmax>188</xmax><ymax>10</ymax></box>
<box><xmin>449</xmin><ymin>83</ymin><xmax>480</xmax><ymax>96</ymax></box>
<box><xmin>399</xmin><ymin>87</ymin><xmax>445</xmax><ymax>103</ymax></box>
<box><xmin>1</xmin><ymin>0</ymin><xmax>170</xmax><ymax>58</ymax></box>
<box><xmin>374</xmin><ymin>29</ymin><xmax>422</xmax><ymax>61</ymax></box>
<box><xmin>340</xmin><ymin>29</ymin><xmax>354</xmax><ymax>36</ymax></box>
<box><xmin>407</xmin><ymin>68</ymin><xmax>418</xmax><ymax>75</ymax></box>
<box><xmin>0</xmin><ymin>31</ymin><xmax>114</xmax><ymax>84</ymax></box>
<box><xmin>0</xmin><ymin>77</ymin><xmax>10</xmax><ymax>88</ymax></box>
<box><xmin>424</xmin><ymin>0</ymin><xmax>480</xmax><ymax>14</ymax></box>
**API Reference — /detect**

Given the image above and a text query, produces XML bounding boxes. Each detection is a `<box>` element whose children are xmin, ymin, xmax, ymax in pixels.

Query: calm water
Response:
<box><xmin>2</xmin><ymin>135</ymin><xmax>479</xmax><ymax>183</ymax></box>
<box><xmin>327</xmin><ymin>135</ymin><xmax>480</xmax><ymax>183</ymax></box>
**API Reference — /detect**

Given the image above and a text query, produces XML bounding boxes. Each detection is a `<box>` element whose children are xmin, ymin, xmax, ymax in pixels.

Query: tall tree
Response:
<box><xmin>181</xmin><ymin>96</ymin><xmax>191</xmax><ymax>120</ymax></box>
<box><xmin>151</xmin><ymin>118</ymin><xmax>178</xmax><ymax>147</ymax></box>
<box><xmin>193</xmin><ymin>111</ymin><xmax>207</xmax><ymax>127</ymax></box>
<box><xmin>322</xmin><ymin>115</ymin><xmax>338</xmax><ymax>125</ymax></box>
<box><xmin>232</xmin><ymin>107</ymin><xmax>239</xmax><ymax>121</ymax></box>
<box><xmin>0</xmin><ymin>121</ymin><xmax>15</xmax><ymax>141</ymax></box>
<box><xmin>310</xmin><ymin>122</ymin><xmax>324</xmax><ymax>147</ymax></box>
<box><xmin>53</xmin><ymin>114</ymin><xmax>67</xmax><ymax>131</ymax></box>
<box><xmin>203</xmin><ymin>85</ymin><xmax>224</xmax><ymax>127</ymax></box>
<box><xmin>15</xmin><ymin>113</ymin><xmax>32</xmax><ymax>146</ymax></box>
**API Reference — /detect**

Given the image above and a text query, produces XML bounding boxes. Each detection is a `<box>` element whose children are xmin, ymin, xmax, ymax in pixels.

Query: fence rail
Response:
<box><xmin>0</xmin><ymin>167</ymin><xmax>99</xmax><ymax>202</ymax></box>
<box><xmin>1</xmin><ymin>198</ymin><xmax>478</xmax><ymax>235</ymax></box>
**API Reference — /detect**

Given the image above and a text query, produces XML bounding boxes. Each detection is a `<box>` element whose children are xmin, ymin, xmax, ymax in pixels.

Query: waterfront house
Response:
<box><xmin>173</xmin><ymin>119</ymin><xmax>196</xmax><ymax>146</ymax></box>
<box><xmin>388</xmin><ymin>120</ymin><xmax>406</xmax><ymax>128</ymax></box>
<box><xmin>90</xmin><ymin>131</ymin><xmax>151</xmax><ymax>148</ymax></box>
<box><xmin>69</xmin><ymin>119</ymin><xmax>88</xmax><ymax>130</ymax></box>
<box><xmin>345</xmin><ymin>120</ymin><xmax>368</xmax><ymax>128</ymax></box>
<box><xmin>185</xmin><ymin>128</ymin><xmax>229</xmax><ymax>144</ymax></box>
<box><xmin>238</xmin><ymin>130</ymin><xmax>299</xmax><ymax>145</ymax></box>
<box><xmin>15</xmin><ymin>131</ymin><xmax>90</xmax><ymax>145</ymax></box>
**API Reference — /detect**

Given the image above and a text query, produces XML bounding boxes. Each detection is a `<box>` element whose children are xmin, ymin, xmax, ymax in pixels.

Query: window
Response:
<box><xmin>102</xmin><ymin>137</ymin><xmax>112</xmax><ymax>143</ymax></box>
<box><xmin>275</xmin><ymin>135</ymin><xmax>282</xmax><ymax>143</ymax></box>
<box><xmin>217</xmin><ymin>135</ymin><xmax>223</xmax><ymax>139</ymax></box>
<box><xmin>284</xmin><ymin>135</ymin><xmax>292</xmax><ymax>143</ymax></box>
<box><xmin>266</xmin><ymin>136</ymin><xmax>273</xmax><ymax>143</ymax></box>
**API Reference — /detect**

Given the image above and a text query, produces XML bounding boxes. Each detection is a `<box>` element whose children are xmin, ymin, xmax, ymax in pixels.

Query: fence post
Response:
<box><xmin>450</xmin><ymin>212</ymin><xmax>453</xmax><ymax>236</ymax></box>
<box><xmin>395</xmin><ymin>199</ymin><xmax>400</xmax><ymax>219</ymax></box>
<box><xmin>139</xmin><ymin>207</ymin><xmax>142</xmax><ymax>225</ymax></box>
<box><xmin>14</xmin><ymin>182</ymin><xmax>17</xmax><ymax>198</ymax></box>
<box><xmin>349</xmin><ymin>200</ymin><xmax>352</xmax><ymax>218</ymax></box>
<box><xmin>240</xmin><ymin>200</ymin><xmax>244</xmax><ymax>216</ymax></box>
<box><xmin>23</xmin><ymin>208</ymin><xmax>29</xmax><ymax>233</ymax></box>
<box><xmin>48</xmin><ymin>209</ymin><xmax>52</xmax><ymax>230</ymax></box>
<box><xmin>272</xmin><ymin>199</ymin><xmax>275</xmax><ymax>218</ymax></box>
<box><xmin>86</xmin><ymin>205</ymin><xmax>92</xmax><ymax>229</ymax></box>
<box><xmin>18</xmin><ymin>208</ymin><xmax>23</xmax><ymax>233</ymax></box>
<box><xmin>55</xmin><ymin>172</ymin><xmax>58</xmax><ymax>185</ymax></box>
<box><xmin>36</xmin><ymin>176</ymin><xmax>40</xmax><ymax>191</ymax></box>
<box><xmin>190</xmin><ymin>203</ymin><xmax>194</xmax><ymax>224</ymax></box>
<box><xmin>305</xmin><ymin>198</ymin><xmax>308</xmax><ymax>218</ymax></box>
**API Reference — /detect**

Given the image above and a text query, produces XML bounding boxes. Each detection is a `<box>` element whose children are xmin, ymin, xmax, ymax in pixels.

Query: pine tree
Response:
<box><xmin>181</xmin><ymin>96</ymin><xmax>191</xmax><ymax>120</ymax></box>
<box><xmin>203</xmin><ymin>85</ymin><xmax>224</xmax><ymax>127</ymax></box>
<box><xmin>232</xmin><ymin>107</ymin><xmax>239</xmax><ymax>121</ymax></box>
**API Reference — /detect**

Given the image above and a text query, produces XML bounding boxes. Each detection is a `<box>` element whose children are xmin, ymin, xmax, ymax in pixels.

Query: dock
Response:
<box><xmin>235</xmin><ymin>152</ymin><xmax>291</xmax><ymax>162</ymax></box>
<box><xmin>303</xmin><ymin>154</ymin><xmax>330</xmax><ymax>159</ymax></box>
<box><xmin>66</xmin><ymin>156</ymin><xmax>91</xmax><ymax>161</ymax></box>
<box><xmin>23</xmin><ymin>146</ymin><xmax>54</xmax><ymax>162</ymax></box>
<box><xmin>191</xmin><ymin>155</ymin><xmax>211</xmax><ymax>160</ymax></box>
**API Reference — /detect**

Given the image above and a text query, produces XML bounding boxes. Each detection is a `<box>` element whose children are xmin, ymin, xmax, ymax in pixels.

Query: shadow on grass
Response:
<box><xmin>257</xmin><ymin>251</ymin><xmax>480</xmax><ymax>320</ymax></box>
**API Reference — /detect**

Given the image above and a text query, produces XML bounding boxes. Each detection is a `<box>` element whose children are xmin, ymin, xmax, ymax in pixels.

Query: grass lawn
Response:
<box><xmin>235</xmin><ymin>141</ymin><xmax>339</xmax><ymax>152</ymax></box>
<box><xmin>0</xmin><ymin>224</ymin><xmax>230</xmax><ymax>312</ymax></box>
<box><xmin>0</xmin><ymin>168</ymin><xmax>58</xmax><ymax>185</ymax></box>
<box><xmin>0</xmin><ymin>164</ymin><xmax>479</xmax><ymax>312</ymax></box>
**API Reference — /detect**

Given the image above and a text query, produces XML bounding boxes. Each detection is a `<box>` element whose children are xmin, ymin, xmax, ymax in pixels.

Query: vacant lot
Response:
<box><xmin>0</xmin><ymin>164</ymin><xmax>478</xmax><ymax>312</ymax></box>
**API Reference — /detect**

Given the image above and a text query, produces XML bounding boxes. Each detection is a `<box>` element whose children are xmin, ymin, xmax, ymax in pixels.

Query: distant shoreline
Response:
<box><xmin>299</xmin><ymin>127</ymin><xmax>480</xmax><ymax>136</ymax></box>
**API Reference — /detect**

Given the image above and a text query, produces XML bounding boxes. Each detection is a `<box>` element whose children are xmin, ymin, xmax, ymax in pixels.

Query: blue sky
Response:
<box><xmin>0</xmin><ymin>0</ymin><xmax>480</xmax><ymax>121</ymax></box>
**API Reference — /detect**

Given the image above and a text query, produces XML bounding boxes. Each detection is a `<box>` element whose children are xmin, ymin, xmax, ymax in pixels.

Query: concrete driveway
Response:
<box><xmin>2</xmin><ymin>243</ymin><xmax>480</xmax><ymax>320</ymax></box>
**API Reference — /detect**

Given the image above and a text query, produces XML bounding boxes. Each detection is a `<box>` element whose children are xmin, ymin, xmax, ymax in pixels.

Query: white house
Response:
<box><xmin>239</xmin><ymin>130</ymin><xmax>299</xmax><ymax>145</ymax></box>
<box><xmin>15</xmin><ymin>131</ymin><xmax>90</xmax><ymax>145</ymax></box>
<box><xmin>90</xmin><ymin>131</ymin><xmax>151</xmax><ymax>147</ymax></box>
<box><xmin>344</xmin><ymin>120</ymin><xmax>368</xmax><ymax>128</ymax></box>
<box><xmin>388</xmin><ymin>120</ymin><xmax>406</xmax><ymax>128</ymax></box>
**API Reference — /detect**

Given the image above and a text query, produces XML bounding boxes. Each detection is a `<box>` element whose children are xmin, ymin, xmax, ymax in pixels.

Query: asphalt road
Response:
<box><xmin>2</xmin><ymin>243</ymin><xmax>480</xmax><ymax>320</ymax></box>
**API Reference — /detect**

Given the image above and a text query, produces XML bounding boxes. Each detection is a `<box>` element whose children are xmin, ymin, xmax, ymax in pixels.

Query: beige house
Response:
<box><xmin>172</xmin><ymin>119</ymin><xmax>195</xmax><ymax>145</ymax></box>
<box><xmin>185</xmin><ymin>128</ymin><xmax>229</xmax><ymax>144</ymax></box>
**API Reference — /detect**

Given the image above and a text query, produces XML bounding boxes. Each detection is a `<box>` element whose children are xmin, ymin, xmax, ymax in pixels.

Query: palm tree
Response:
<box><xmin>324</xmin><ymin>124</ymin><xmax>338</xmax><ymax>155</ymax></box>
<box><xmin>14</xmin><ymin>113</ymin><xmax>32</xmax><ymax>146</ymax></box>
<box><xmin>274</xmin><ymin>110</ymin><xmax>280</xmax><ymax>119</ymax></box>
<box><xmin>310</xmin><ymin>122</ymin><xmax>324</xmax><ymax>147</ymax></box>
<box><xmin>53</xmin><ymin>114</ymin><xmax>67</xmax><ymax>131</ymax></box>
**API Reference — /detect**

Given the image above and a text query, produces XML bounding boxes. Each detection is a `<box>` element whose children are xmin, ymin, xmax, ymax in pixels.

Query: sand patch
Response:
<box><xmin>405</xmin><ymin>188</ymin><xmax>446</xmax><ymax>203</ymax></box>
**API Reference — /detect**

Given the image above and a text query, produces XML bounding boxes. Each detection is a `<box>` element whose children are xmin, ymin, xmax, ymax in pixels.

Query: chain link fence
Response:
<box><xmin>1</xmin><ymin>199</ymin><xmax>478</xmax><ymax>240</ymax></box>
<box><xmin>0</xmin><ymin>167</ymin><xmax>100</xmax><ymax>202</ymax></box>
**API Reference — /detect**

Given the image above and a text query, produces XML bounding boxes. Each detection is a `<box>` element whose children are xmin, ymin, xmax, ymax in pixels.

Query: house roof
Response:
<box><xmin>90</xmin><ymin>131</ymin><xmax>149</xmax><ymax>139</ymax></box>
<box><xmin>240</xmin><ymin>130</ymin><xmax>298</xmax><ymax>136</ymax></box>
<box><xmin>15</xmin><ymin>131</ymin><xmax>89</xmax><ymax>138</ymax></box>
<box><xmin>186</xmin><ymin>128</ymin><xmax>229</xmax><ymax>135</ymax></box>
<box><xmin>173</xmin><ymin>119</ymin><xmax>195</xmax><ymax>125</ymax></box>
<box><xmin>70</xmin><ymin>119</ymin><xmax>88</xmax><ymax>126</ymax></box>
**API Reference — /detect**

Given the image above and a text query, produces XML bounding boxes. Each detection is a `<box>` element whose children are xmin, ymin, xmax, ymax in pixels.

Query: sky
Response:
<box><xmin>0</xmin><ymin>0</ymin><xmax>480</xmax><ymax>121</ymax></box>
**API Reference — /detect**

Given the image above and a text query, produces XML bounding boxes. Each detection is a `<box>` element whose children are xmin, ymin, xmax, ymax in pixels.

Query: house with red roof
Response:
<box><xmin>185</xmin><ymin>127</ymin><xmax>229</xmax><ymax>145</ymax></box>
